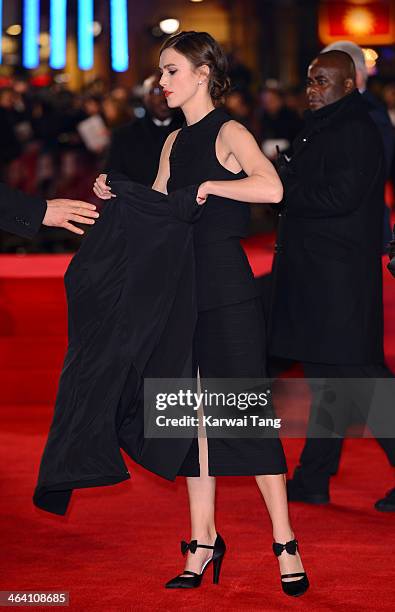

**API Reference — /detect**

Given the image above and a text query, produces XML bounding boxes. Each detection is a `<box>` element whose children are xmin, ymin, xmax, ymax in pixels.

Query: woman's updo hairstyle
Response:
<box><xmin>160</xmin><ymin>31</ymin><xmax>231</xmax><ymax>104</ymax></box>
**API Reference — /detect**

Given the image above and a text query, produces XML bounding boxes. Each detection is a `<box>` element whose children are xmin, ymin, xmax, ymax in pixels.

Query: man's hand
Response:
<box><xmin>93</xmin><ymin>174</ymin><xmax>115</xmax><ymax>200</ymax></box>
<box><xmin>43</xmin><ymin>199</ymin><xmax>100</xmax><ymax>235</ymax></box>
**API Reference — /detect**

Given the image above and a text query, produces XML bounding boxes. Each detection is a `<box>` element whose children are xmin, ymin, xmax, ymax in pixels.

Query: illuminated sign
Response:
<box><xmin>4</xmin><ymin>0</ymin><xmax>130</xmax><ymax>71</ymax></box>
<box><xmin>50</xmin><ymin>0</ymin><xmax>67</xmax><ymax>69</ymax></box>
<box><xmin>111</xmin><ymin>0</ymin><xmax>129</xmax><ymax>72</ymax></box>
<box><xmin>319</xmin><ymin>1</ymin><xmax>395</xmax><ymax>45</ymax></box>
<box><xmin>0</xmin><ymin>1</ymin><xmax>2</xmax><ymax>63</ymax></box>
<box><xmin>78</xmin><ymin>0</ymin><xmax>94</xmax><ymax>70</ymax></box>
<box><xmin>23</xmin><ymin>0</ymin><xmax>40</xmax><ymax>68</ymax></box>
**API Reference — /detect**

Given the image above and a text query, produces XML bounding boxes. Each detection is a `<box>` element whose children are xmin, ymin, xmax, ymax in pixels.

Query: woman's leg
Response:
<box><xmin>181</xmin><ymin>434</ymin><xmax>218</xmax><ymax>576</ymax></box>
<box><xmin>178</xmin><ymin>335</ymin><xmax>218</xmax><ymax>577</ymax></box>
<box><xmin>255</xmin><ymin>473</ymin><xmax>305</xmax><ymax>581</ymax></box>
<box><xmin>179</xmin><ymin>300</ymin><xmax>306</xmax><ymax>581</ymax></box>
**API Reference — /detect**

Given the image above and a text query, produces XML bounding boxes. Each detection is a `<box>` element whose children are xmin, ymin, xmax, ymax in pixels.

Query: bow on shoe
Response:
<box><xmin>272</xmin><ymin>539</ymin><xmax>298</xmax><ymax>557</ymax></box>
<box><xmin>181</xmin><ymin>539</ymin><xmax>198</xmax><ymax>555</ymax></box>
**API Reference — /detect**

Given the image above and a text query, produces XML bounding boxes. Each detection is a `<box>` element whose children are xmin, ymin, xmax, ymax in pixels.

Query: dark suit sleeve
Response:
<box><xmin>285</xmin><ymin>122</ymin><xmax>384</xmax><ymax>219</ymax></box>
<box><xmin>0</xmin><ymin>182</ymin><xmax>47</xmax><ymax>238</ymax></box>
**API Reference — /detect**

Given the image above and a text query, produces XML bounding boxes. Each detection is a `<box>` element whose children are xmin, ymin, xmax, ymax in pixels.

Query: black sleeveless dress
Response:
<box><xmin>168</xmin><ymin>108</ymin><xmax>287</xmax><ymax>476</ymax></box>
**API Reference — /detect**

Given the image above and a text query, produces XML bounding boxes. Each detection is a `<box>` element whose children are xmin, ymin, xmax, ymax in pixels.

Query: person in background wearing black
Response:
<box><xmin>103</xmin><ymin>71</ymin><xmax>182</xmax><ymax>186</ymax></box>
<box><xmin>0</xmin><ymin>182</ymin><xmax>99</xmax><ymax>239</ymax></box>
<box><xmin>270</xmin><ymin>50</ymin><xmax>395</xmax><ymax>512</ymax></box>
<box><xmin>324</xmin><ymin>41</ymin><xmax>394</xmax><ymax>253</ymax></box>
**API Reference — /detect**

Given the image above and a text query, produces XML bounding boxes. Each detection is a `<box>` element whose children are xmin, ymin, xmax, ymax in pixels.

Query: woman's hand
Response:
<box><xmin>93</xmin><ymin>174</ymin><xmax>116</xmax><ymax>200</ymax></box>
<box><xmin>196</xmin><ymin>181</ymin><xmax>211</xmax><ymax>205</ymax></box>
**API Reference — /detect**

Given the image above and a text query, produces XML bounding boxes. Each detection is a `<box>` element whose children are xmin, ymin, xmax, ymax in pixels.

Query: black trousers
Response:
<box><xmin>269</xmin><ymin>358</ymin><xmax>395</xmax><ymax>493</ymax></box>
<box><xmin>178</xmin><ymin>299</ymin><xmax>288</xmax><ymax>477</ymax></box>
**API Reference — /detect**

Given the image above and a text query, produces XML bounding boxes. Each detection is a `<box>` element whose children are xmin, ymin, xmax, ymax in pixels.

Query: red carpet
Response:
<box><xmin>0</xmin><ymin>244</ymin><xmax>394</xmax><ymax>611</ymax></box>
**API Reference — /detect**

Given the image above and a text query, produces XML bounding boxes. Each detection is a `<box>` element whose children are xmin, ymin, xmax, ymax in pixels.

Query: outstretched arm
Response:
<box><xmin>196</xmin><ymin>121</ymin><xmax>283</xmax><ymax>205</ymax></box>
<box><xmin>0</xmin><ymin>182</ymin><xmax>99</xmax><ymax>238</ymax></box>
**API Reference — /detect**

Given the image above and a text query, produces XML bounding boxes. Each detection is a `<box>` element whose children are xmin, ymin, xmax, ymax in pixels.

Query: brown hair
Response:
<box><xmin>160</xmin><ymin>31</ymin><xmax>231</xmax><ymax>104</ymax></box>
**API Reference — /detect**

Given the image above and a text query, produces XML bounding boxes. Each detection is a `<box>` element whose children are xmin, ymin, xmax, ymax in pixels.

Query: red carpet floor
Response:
<box><xmin>0</xmin><ymin>243</ymin><xmax>394</xmax><ymax>611</ymax></box>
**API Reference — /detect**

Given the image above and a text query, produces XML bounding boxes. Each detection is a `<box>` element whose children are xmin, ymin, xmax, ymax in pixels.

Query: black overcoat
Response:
<box><xmin>33</xmin><ymin>177</ymin><xmax>201</xmax><ymax>515</ymax></box>
<box><xmin>269</xmin><ymin>90</ymin><xmax>385</xmax><ymax>365</ymax></box>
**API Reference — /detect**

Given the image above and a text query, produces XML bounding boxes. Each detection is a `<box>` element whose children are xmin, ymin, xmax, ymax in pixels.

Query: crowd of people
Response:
<box><xmin>1</xmin><ymin>55</ymin><xmax>392</xmax><ymax>253</ymax></box>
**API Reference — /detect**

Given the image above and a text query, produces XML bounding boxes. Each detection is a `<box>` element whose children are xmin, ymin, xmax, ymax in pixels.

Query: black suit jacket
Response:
<box><xmin>270</xmin><ymin>90</ymin><xmax>385</xmax><ymax>365</ymax></box>
<box><xmin>104</xmin><ymin>113</ymin><xmax>182</xmax><ymax>185</ymax></box>
<box><xmin>33</xmin><ymin>176</ymin><xmax>201</xmax><ymax>516</ymax></box>
<box><xmin>0</xmin><ymin>182</ymin><xmax>47</xmax><ymax>238</ymax></box>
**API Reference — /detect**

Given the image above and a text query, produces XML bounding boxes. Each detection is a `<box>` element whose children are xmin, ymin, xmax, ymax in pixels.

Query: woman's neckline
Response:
<box><xmin>183</xmin><ymin>107</ymin><xmax>220</xmax><ymax>129</ymax></box>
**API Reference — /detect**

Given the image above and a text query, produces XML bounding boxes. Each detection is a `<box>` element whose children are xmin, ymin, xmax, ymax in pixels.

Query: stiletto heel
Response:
<box><xmin>272</xmin><ymin>538</ymin><xmax>309</xmax><ymax>597</ymax></box>
<box><xmin>212</xmin><ymin>554</ymin><xmax>223</xmax><ymax>584</ymax></box>
<box><xmin>165</xmin><ymin>533</ymin><xmax>226</xmax><ymax>588</ymax></box>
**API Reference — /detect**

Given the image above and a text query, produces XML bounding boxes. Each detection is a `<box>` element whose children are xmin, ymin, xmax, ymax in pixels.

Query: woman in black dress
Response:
<box><xmin>94</xmin><ymin>31</ymin><xmax>309</xmax><ymax>597</ymax></box>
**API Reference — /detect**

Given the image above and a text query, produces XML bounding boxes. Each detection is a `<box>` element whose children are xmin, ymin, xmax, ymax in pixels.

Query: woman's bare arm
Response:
<box><xmin>197</xmin><ymin>121</ymin><xmax>283</xmax><ymax>205</ymax></box>
<box><xmin>151</xmin><ymin>129</ymin><xmax>181</xmax><ymax>194</ymax></box>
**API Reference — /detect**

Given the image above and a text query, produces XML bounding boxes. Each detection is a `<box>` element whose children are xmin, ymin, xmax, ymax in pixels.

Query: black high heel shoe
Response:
<box><xmin>165</xmin><ymin>533</ymin><xmax>226</xmax><ymax>588</ymax></box>
<box><xmin>272</xmin><ymin>538</ymin><xmax>309</xmax><ymax>597</ymax></box>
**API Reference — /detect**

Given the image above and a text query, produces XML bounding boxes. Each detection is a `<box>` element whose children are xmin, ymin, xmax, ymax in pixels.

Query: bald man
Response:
<box><xmin>269</xmin><ymin>51</ymin><xmax>395</xmax><ymax>511</ymax></box>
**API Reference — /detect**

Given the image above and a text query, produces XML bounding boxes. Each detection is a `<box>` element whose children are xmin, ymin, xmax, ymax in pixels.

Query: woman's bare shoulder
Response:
<box><xmin>218</xmin><ymin>120</ymin><xmax>255</xmax><ymax>153</ymax></box>
<box><xmin>220</xmin><ymin>119</ymin><xmax>249</xmax><ymax>137</ymax></box>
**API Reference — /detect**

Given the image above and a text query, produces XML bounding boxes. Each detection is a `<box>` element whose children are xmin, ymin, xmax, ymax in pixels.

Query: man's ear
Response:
<box><xmin>344</xmin><ymin>78</ymin><xmax>355</xmax><ymax>94</ymax></box>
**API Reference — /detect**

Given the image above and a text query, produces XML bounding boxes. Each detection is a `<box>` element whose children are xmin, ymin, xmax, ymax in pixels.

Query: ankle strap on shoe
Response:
<box><xmin>181</xmin><ymin>539</ymin><xmax>215</xmax><ymax>555</ymax></box>
<box><xmin>281</xmin><ymin>571</ymin><xmax>306</xmax><ymax>579</ymax></box>
<box><xmin>273</xmin><ymin>538</ymin><xmax>298</xmax><ymax>557</ymax></box>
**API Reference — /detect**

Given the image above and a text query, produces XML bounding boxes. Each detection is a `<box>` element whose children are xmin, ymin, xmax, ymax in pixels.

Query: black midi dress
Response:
<box><xmin>167</xmin><ymin>107</ymin><xmax>287</xmax><ymax>476</ymax></box>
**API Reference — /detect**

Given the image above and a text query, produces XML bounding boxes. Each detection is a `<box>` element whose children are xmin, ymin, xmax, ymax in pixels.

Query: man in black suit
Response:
<box><xmin>103</xmin><ymin>71</ymin><xmax>182</xmax><ymax>185</ymax></box>
<box><xmin>270</xmin><ymin>50</ymin><xmax>395</xmax><ymax>511</ymax></box>
<box><xmin>0</xmin><ymin>182</ymin><xmax>99</xmax><ymax>239</ymax></box>
<box><xmin>324</xmin><ymin>41</ymin><xmax>394</xmax><ymax>252</ymax></box>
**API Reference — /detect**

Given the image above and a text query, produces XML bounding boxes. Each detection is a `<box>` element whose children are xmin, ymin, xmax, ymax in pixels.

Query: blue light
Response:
<box><xmin>78</xmin><ymin>0</ymin><xmax>93</xmax><ymax>70</ymax></box>
<box><xmin>0</xmin><ymin>0</ymin><xmax>3</xmax><ymax>64</ymax></box>
<box><xmin>23</xmin><ymin>0</ymin><xmax>40</xmax><ymax>69</ymax></box>
<box><xmin>110</xmin><ymin>0</ymin><xmax>129</xmax><ymax>72</ymax></box>
<box><xmin>50</xmin><ymin>0</ymin><xmax>67</xmax><ymax>69</ymax></box>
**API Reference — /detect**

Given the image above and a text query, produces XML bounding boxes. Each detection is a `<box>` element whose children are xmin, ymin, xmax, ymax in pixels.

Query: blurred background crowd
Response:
<box><xmin>0</xmin><ymin>0</ymin><xmax>394</xmax><ymax>252</ymax></box>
